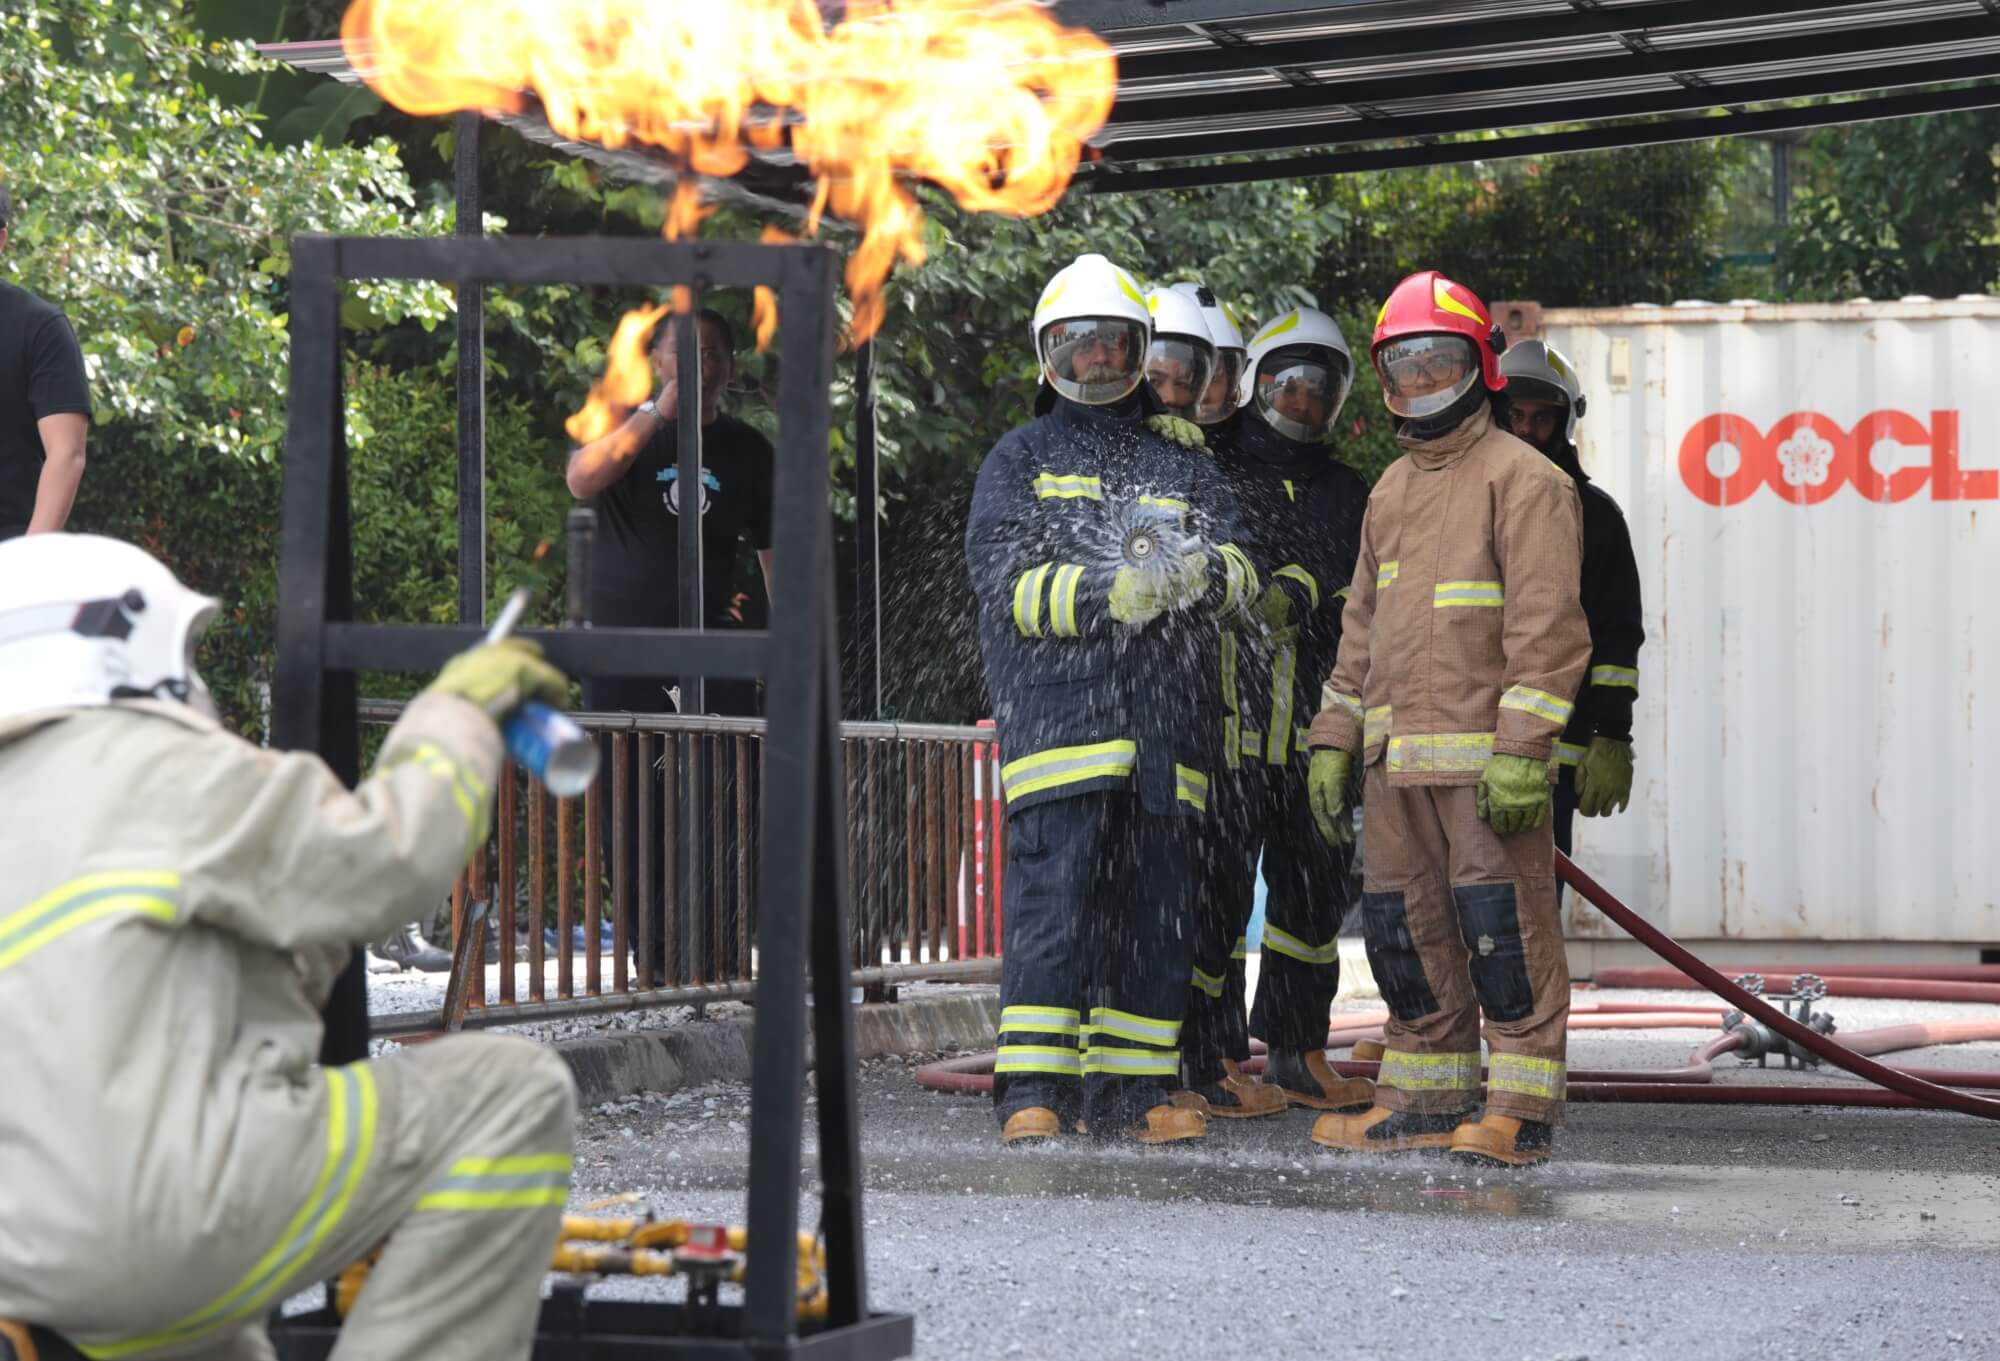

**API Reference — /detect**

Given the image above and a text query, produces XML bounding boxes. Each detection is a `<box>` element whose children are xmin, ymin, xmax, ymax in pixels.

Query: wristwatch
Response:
<box><xmin>637</xmin><ymin>399</ymin><xmax>665</xmax><ymax>424</ymax></box>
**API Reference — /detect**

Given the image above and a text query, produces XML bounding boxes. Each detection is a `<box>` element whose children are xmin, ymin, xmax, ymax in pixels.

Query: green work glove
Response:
<box><xmin>1108</xmin><ymin>568</ymin><xmax>1173</xmax><ymax>626</ymax></box>
<box><xmin>429</xmin><ymin>639</ymin><xmax>571</xmax><ymax>722</ymax></box>
<box><xmin>1574</xmin><ymin>736</ymin><xmax>1635</xmax><ymax>817</ymax></box>
<box><xmin>1257</xmin><ymin>582</ymin><xmax>1298</xmax><ymax>647</ymax></box>
<box><xmin>1307</xmin><ymin>748</ymin><xmax>1355</xmax><ymax>846</ymax></box>
<box><xmin>1145</xmin><ymin>414</ymin><xmax>1206</xmax><ymax>450</ymax></box>
<box><xmin>1475</xmin><ymin>752</ymin><xmax>1551</xmax><ymax>836</ymax></box>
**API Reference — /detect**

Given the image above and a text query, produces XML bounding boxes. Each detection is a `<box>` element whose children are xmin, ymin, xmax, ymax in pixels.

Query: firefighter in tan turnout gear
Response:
<box><xmin>0</xmin><ymin>533</ymin><xmax>578</xmax><ymax>1358</ymax></box>
<box><xmin>1305</xmin><ymin>272</ymin><xmax>1591</xmax><ymax>1168</ymax></box>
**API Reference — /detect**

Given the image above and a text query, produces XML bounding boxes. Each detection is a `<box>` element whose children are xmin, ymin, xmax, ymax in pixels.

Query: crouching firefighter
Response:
<box><xmin>965</xmin><ymin>253</ymin><xmax>1255</xmax><ymax>1147</ymax></box>
<box><xmin>1499</xmin><ymin>340</ymin><xmax>1645</xmax><ymax>865</ymax></box>
<box><xmin>1176</xmin><ymin>303</ymin><xmax>1376</xmax><ymax>1119</ymax></box>
<box><xmin>1305</xmin><ymin>272</ymin><xmax>1591</xmax><ymax>1167</ymax></box>
<box><xmin>0</xmin><ymin>534</ymin><xmax>578</xmax><ymax>1357</ymax></box>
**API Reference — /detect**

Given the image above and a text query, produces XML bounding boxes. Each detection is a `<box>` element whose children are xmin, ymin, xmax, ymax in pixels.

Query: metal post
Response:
<box><xmin>853</xmin><ymin>338</ymin><xmax>882</xmax><ymax>719</ymax></box>
<box><xmin>674</xmin><ymin>302</ymin><xmax>707</xmax><ymax>980</ymax></box>
<box><xmin>453</xmin><ymin>111</ymin><xmax>485</xmax><ymax>625</ymax></box>
<box><xmin>1772</xmin><ymin>134</ymin><xmax>1793</xmax><ymax>298</ymax></box>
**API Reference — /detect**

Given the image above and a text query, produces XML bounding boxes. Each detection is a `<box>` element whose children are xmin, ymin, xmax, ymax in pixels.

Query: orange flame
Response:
<box><xmin>752</xmin><ymin>227</ymin><xmax>795</xmax><ymax>353</ymax></box>
<box><xmin>565</xmin><ymin>299</ymin><xmax>672</xmax><ymax>445</ymax></box>
<box><xmin>340</xmin><ymin>0</ymin><xmax>1117</xmax><ymax>348</ymax></box>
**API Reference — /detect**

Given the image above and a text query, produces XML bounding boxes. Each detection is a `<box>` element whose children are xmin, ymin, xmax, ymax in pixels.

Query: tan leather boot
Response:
<box><xmin>1310</xmin><ymin>1104</ymin><xmax>1461</xmax><ymax>1154</ymax></box>
<box><xmin>1127</xmin><ymin>1104</ymin><xmax>1208</xmax><ymax>1144</ymax></box>
<box><xmin>1171</xmin><ymin>1059</ymin><xmax>1289</xmax><ymax>1119</ymax></box>
<box><xmin>1449</xmin><ymin>1113</ymin><xmax>1554</xmax><ymax>1167</ymax></box>
<box><xmin>1000</xmin><ymin>1107</ymin><xmax>1064</xmax><ymax>1146</ymax></box>
<box><xmin>1264</xmin><ymin>1049</ymin><xmax>1375</xmax><ymax>1112</ymax></box>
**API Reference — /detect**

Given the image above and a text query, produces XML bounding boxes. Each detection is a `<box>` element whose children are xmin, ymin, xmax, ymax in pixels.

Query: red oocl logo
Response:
<box><xmin>1678</xmin><ymin>411</ymin><xmax>1998</xmax><ymax>505</ymax></box>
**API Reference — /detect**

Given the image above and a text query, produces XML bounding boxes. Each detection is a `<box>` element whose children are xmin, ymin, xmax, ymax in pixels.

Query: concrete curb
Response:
<box><xmin>557</xmin><ymin>991</ymin><xmax>1001</xmax><ymax>1106</ymax></box>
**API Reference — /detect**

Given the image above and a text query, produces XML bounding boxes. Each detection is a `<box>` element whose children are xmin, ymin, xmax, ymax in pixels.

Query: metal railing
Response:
<box><xmin>360</xmin><ymin>702</ymin><xmax>1005</xmax><ymax>1029</ymax></box>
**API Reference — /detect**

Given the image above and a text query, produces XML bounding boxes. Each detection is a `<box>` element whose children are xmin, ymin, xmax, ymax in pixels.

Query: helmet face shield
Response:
<box><xmin>1375</xmin><ymin>333</ymin><xmax>1480</xmax><ymax>419</ymax></box>
<box><xmin>1039</xmin><ymin>316</ymin><xmax>1146</xmax><ymax>406</ymax></box>
<box><xmin>1143</xmin><ymin>333</ymin><xmax>1216</xmax><ymax>421</ymax></box>
<box><xmin>1195</xmin><ymin>347</ymin><xmax>1246</xmax><ymax>425</ymax></box>
<box><xmin>1252</xmin><ymin>346</ymin><xmax>1352</xmax><ymax>442</ymax></box>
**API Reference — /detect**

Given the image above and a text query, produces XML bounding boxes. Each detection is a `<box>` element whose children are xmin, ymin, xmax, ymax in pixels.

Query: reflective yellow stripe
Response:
<box><xmin>1554</xmin><ymin>741</ymin><xmax>1588</xmax><ymax>767</ymax></box>
<box><xmin>1174</xmin><ymin>763</ymin><xmax>1210</xmax><ymax>812</ymax></box>
<box><xmin>1335</xmin><ymin>585</ymin><xmax>1353</xmax><ymax>602</ymax></box>
<box><xmin>1433</xmin><ymin>580</ymin><xmax>1504</xmax><ymax>608</ymax></box>
<box><xmin>1089</xmin><ymin>1006</ymin><xmax>1181</xmax><ymax>1046</ymax></box>
<box><xmin>1265</xmin><ymin>644</ymin><xmax>1296</xmax><ymax>765</ymax></box>
<box><xmin>393</xmin><ymin>743</ymin><xmax>490</xmax><ymax>854</ymax></box>
<box><xmin>1000</xmin><ymin>1005</ymin><xmax>1081</xmax><ymax>1036</ymax></box>
<box><xmin>416</xmin><ymin>1150</ymin><xmax>572</xmax><ymax>1212</ymax></box>
<box><xmin>1363</xmin><ymin>704</ymin><xmax>1393</xmax><ymax>749</ymax></box>
<box><xmin>1137</xmin><ymin>495</ymin><xmax>1189</xmax><ymax>514</ymax></box>
<box><xmin>1376</xmin><ymin>560</ymin><xmax>1399</xmax><ymax>589</ymax></box>
<box><xmin>86</xmin><ymin>1066</ymin><xmax>377</xmax><ymax>1358</ymax></box>
<box><xmin>1220</xmin><ymin>631</ymin><xmax>1242</xmax><ymax>771</ymax></box>
<box><xmin>996</xmin><ymin>1045</ymin><xmax>1082</xmax><ymax>1075</ymax></box>
<box><xmin>1050</xmin><ymin>564</ymin><xmax>1085</xmax><ymax>637</ymax></box>
<box><xmin>1499</xmin><ymin>685</ymin><xmax>1575</xmax><ymax>727</ymax></box>
<box><xmin>1325</xmin><ymin>688</ymin><xmax>1363</xmax><ymax>722</ymax></box>
<box><xmin>1261</xmin><ymin>922</ymin><xmax>1339</xmax><ymax>966</ymax></box>
<box><xmin>1025</xmin><ymin>563</ymin><xmax>1053</xmax><ymax>638</ymax></box>
<box><xmin>1230</xmin><ymin>935</ymin><xmax>1248</xmax><ymax>960</ymax></box>
<box><xmin>1217</xmin><ymin>543</ymin><xmax>1257</xmax><ymax>616</ymax></box>
<box><xmin>1274</xmin><ymin>564</ymin><xmax>1319</xmax><ymax>610</ymax></box>
<box><xmin>1386</xmin><ymin>732</ymin><xmax>1493</xmax><ymax>774</ymax></box>
<box><xmin>1591</xmin><ymin>664</ymin><xmax>1639</xmax><ymax>690</ymax></box>
<box><xmin>1190</xmin><ymin>965</ymin><xmax>1226</xmax><ymax>999</ymax></box>
<box><xmin>1082</xmin><ymin>1044</ymin><xmax>1180</xmax><ymax>1077</ymax></box>
<box><xmin>1241</xmin><ymin>730</ymin><xmax>1263</xmax><ymax>757</ymax></box>
<box><xmin>1000</xmin><ymin>741</ymin><xmax>1138</xmax><ymax>801</ymax></box>
<box><xmin>1032</xmin><ymin>473</ymin><xmax>1103</xmax><ymax>500</ymax></box>
<box><xmin>1282</xmin><ymin>478</ymin><xmax>1296</xmax><ymax>502</ymax></box>
<box><xmin>1488</xmin><ymin>1052</ymin><xmax>1567</xmax><ymax>1101</ymax></box>
<box><xmin>0</xmin><ymin>871</ymin><xmax>181</xmax><ymax>974</ymax></box>
<box><xmin>447</xmin><ymin>1154</ymin><xmax>572</xmax><ymax>1176</ymax></box>
<box><xmin>416</xmin><ymin>1188</ymin><xmax>569</xmax><ymax>1211</ymax></box>
<box><xmin>1295</xmin><ymin>727</ymin><xmax>1312</xmax><ymax>757</ymax></box>
<box><xmin>1377</xmin><ymin>1048</ymin><xmax>1481</xmax><ymax>1092</ymax></box>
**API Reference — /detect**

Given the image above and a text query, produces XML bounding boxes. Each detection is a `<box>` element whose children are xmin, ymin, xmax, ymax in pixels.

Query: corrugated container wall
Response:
<box><xmin>1541</xmin><ymin>300</ymin><xmax>1999</xmax><ymax>945</ymax></box>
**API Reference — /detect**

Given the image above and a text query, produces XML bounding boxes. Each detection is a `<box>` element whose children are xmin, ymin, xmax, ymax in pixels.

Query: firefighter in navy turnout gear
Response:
<box><xmin>1500</xmin><ymin>340</ymin><xmax>1644</xmax><ymax>859</ymax></box>
<box><xmin>966</xmin><ymin>254</ymin><xmax>1258</xmax><ymax>1147</ymax></box>
<box><xmin>1176</xmin><ymin>305</ymin><xmax>1377</xmax><ymax>1119</ymax></box>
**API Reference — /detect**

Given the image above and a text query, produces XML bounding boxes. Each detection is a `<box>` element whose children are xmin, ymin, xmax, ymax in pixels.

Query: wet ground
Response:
<box><xmin>555</xmin><ymin>991</ymin><xmax>2000</xmax><ymax>1361</ymax></box>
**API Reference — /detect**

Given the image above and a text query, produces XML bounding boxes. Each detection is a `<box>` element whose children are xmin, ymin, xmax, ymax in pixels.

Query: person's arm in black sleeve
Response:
<box><xmin>965</xmin><ymin>434</ymin><xmax>1109</xmax><ymax>641</ymax></box>
<box><xmin>26</xmin><ymin>312</ymin><xmax>91</xmax><ymax>534</ymax></box>
<box><xmin>1579</xmin><ymin>492</ymin><xmax>1645</xmax><ymax>740</ymax></box>
<box><xmin>749</xmin><ymin>428</ymin><xmax>775</xmax><ymax>601</ymax></box>
<box><xmin>1186</xmin><ymin>449</ymin><xmax>1260</xmax><ymax>622</ymax></box>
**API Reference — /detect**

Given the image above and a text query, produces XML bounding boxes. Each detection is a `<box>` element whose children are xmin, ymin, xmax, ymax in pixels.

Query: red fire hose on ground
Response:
<box><xmin>912</xmin><ymin>852</ymin><xmax>2000</xmax><ymax>1118</ymax></box>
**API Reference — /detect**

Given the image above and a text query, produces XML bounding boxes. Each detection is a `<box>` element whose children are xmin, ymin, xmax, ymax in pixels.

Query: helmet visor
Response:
<box><xmin>1039</xmin><ymin>317</ymin><xmax>1146</xmax><ymax>406</ymax></box>
<box><xmin>1195</xmin><ymin>348</ymin><xmax>1246</xmax><ymax>425</ymax></box>
<box><xmin>1253</xmin><ymin>347</ymin><xmax>1352</xmax><ymax>443</ymax></box>
<box><xmin>1375</xmin><ymin>334</ymin><xmax>1479</xmax><ymax>419</ymax></box>
<box><xmin>1143</xmin><ymin>334</ymin><xmax>1216</xmax><ymax>421</ymax></box>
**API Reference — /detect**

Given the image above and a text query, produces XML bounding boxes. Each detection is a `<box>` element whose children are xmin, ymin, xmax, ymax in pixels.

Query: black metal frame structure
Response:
<box><xmin>265</xmin><ymin>233</ymin><xmax>911</xmax><ymax>1360</ymax></box>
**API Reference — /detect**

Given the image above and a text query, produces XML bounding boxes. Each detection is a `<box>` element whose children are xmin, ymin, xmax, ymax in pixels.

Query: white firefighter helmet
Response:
<box><xmin>1030</xmin><ymin>253</ymin><xmax>1151</xmax><ymax>406</ymax></box>
<box><xmin>1500</xmin><ymin>337</ymin><xmax>1588</xmax><ymax>443</ymax></box>
<box><xmin>1240</xmin><ymin>307</ymin><xmax>1355</xmax><ymax>443</ymax></box>
<box><xmin>1141</xmin><ymin>287</ymin><xmax>1218</xmax><ymax>422</ymax></box>
<box><xmin>0</xmin><ymin>533</ymin><xmax>220</xmax><ymax>723</ymax></box>
<box><xmin>1169</xmin><ymin>281</ymin><xmax>1248</xmax><ymax>424</ymax></box>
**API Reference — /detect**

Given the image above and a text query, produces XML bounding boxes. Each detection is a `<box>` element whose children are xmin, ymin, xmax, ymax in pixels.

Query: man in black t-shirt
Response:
<box><xmin>565</xmin><ymin>307</ymin><xmax>774</xmax><ymax>978</ymax></box>
<box><xmin>0</xmin><ymin>185</ymin><xmax>93</xmax><ymax>541</ymax></box>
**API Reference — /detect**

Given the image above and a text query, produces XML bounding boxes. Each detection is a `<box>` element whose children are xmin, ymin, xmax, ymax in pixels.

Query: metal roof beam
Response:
<box><xmin>1100</xmin><ymin>11</ymin><xmax>2000</xmax><ymax>129</ymax></box>
<box><xmin>1086</xmin><ymin>81</ymin><xmax>2000</xmax><ymax>192</ymax></box>
<box><xmin>1108</xmin><ymin>0</ymin><xmax>1877</xmax><ymax>83</ymax></box>
<box><xmin>1094</xmin><ymin>53</ymin><xmax>2000</xmax><ymax>163</ymax></box>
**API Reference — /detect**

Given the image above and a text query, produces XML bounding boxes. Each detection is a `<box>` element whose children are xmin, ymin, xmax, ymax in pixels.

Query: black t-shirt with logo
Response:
<box><xmin>587</xmin><ymin>411</ymin><xmax>774</xmax><ymax>630</ymax></box>
<box><xmin>0</xmin><ymin>282</ymin><xmax>93</xmax><ymax>532</ymax></box>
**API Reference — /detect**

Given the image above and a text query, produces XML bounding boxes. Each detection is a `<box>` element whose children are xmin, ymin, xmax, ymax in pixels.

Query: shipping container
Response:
<box><xmin>1540</xmin><ymin>299</ymin><xmax>2000</xmax><ymax>950</ymax></box>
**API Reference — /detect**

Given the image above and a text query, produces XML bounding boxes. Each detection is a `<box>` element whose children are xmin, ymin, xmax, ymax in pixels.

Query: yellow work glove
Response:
<box><xmin>1169</xmin><ymin>548</ymin><xmax>1212</xmax><ymax>610</ymax></box>
<box><xmin>1575</xmin><ymin>736</ymin><xmax>1635</xmax><ymax>817</ymax></box>
<box><xmin>1257</xmin><ymin>582</ymin><xmax>1299</xmax><ymax>647</ymax></box>
<box><xmin>1108</xmin><ymin>568</ymin><xmax>1173</xmax><ymax>626</ymax></box>
<box><xmin>428</xmin><ymin>639</ymin><xmax>571</xmax><ymax>722</ymax></box>
<box><xmin>1144</xmin><ymin>414</ymin><xmax>1206</xmax><ymax>450</ymax></box>
<box><xmin>1307</xmin><ymin>748</ymin><xmax>1354</xmax><ymax>846</ymax></box>
<box><xmin>1475</xmin><ymin>752</ymin><xmax>1551</xmax><ymax>836</ymax></box>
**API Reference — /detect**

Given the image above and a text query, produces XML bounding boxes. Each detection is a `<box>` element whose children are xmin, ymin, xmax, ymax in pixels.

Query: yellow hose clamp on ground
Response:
<box><xmin>554</xmin><ymin>1211</ymin><xmax>830</xmax><ymax>1320</ymax></box>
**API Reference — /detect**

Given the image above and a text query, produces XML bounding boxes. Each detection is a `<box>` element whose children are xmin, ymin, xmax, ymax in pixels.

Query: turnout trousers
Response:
<box><xmin>1358</xmin><ymin>763</ymin><xmax>1571</xmax><ymax>1124</ymax></box>
<box><xmin>42</xmin><ymin>1036</ymin><xmax>574</xmax><ymax>1361</ymax></box>
<box><xmin>993</xmin><ymin>790</ymin><xmax>1199</xmax><ymax>1136</ymax></box>
<box><xmin>1184</xmin><ymin>765</ymin><xmax>1358</xmax><ymax>1083</ymax></box>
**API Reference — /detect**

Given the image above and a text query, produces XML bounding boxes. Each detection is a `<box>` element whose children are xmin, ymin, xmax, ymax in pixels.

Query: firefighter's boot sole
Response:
<box><xmin>1128</xmin><ymin>1104</ymin><xmax>1208</xmax><ymax>1145</ymax></box>
<box><xmin>1001</xmin><ymin>1107</ymin><xmax>1064</xmax><ymax>1147</ymax></box>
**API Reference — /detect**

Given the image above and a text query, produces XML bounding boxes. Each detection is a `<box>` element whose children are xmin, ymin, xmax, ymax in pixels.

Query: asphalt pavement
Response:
<box><xmin>558</xmin><ymin>993</ymin><xmax>2000</xmax><ymax>1361</ymax></box>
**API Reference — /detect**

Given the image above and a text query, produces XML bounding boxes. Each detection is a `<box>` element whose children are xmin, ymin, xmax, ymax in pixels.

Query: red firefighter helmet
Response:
<box><xmin>1371</xmin><ymin>270</ymin><xmax>1508</xmax><ymax>393</ymax></box>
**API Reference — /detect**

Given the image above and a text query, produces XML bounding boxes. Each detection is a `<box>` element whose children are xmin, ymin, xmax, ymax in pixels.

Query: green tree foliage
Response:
<box><xmin>1781</xmin><ymin>109</ymin><xmax>2000</xmax><ymax>302</ymax></box>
